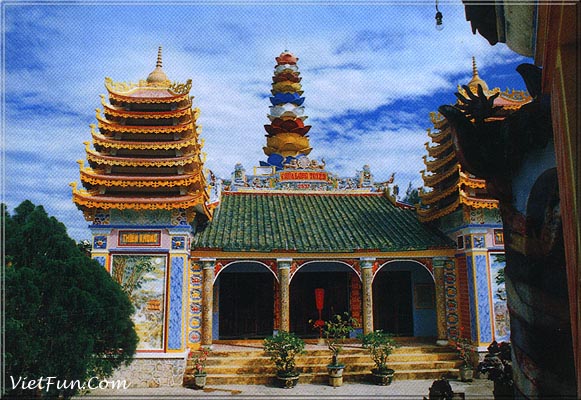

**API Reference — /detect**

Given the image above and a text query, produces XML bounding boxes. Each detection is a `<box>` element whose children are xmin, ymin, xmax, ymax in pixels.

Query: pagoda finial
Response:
<box><xmin>146</xmin><ymin>46</ymin><xmax>169</xmax><ymax>85</ymax></box>
<box><xmin>156</xmin><ymin>46</ymin><xmax>163</xmax><ymax>68</ymax></box>
<box><xmin>467</xmin><ymin>56</ymin><xmax>489</xmax><ymax>91</ymax></box>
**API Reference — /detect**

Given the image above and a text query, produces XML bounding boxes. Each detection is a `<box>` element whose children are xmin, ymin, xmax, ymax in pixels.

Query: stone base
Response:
<box><xmin>108</xmin><ymin>352</ymin><xmax>188</xmax><ymax>388</ymax></box>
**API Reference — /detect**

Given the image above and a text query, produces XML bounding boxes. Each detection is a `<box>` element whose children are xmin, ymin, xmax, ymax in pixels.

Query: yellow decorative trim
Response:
<box><xmin>459</xmin><ymin>170</ymin><xmax>487</xmax><ymax>189</ymax></box>
<box><xmin>417</xmin><ymin>197</ymin><xmax>461</xmax><ymax>222</ymax></box>
<box><xmin>86</xmin><ymin>149</ymin><xmax>200</xmax><ymax>168</ymax></box>
<box><xmin>100</xmin><ymin>96</ymin><xmax>192</xmax><ymax>119</ymax></box>
<box><xmin>91</xmin><ymin>129</ymin><xmax>200</xmax><ymax>151</ymax></box>
<box><xmin>79</xmin><ymin>168</ymin><xmax>202</xmax><ymax>188</ymax></box>
<box><xmin>421</xmin><ymin>164</ymin><xmax>459</xmax><ymax>187</ymax></box>
<box><xmin>425</xmin><ymin>138</ymin><xmax>453</xmax><ymax>158</ymax></box>
<box><xmin>423</xmin><ymin>151</ymin><xmax>457</xmax><ymax>172</ymax></box>
<box><xmin>96</xmin><ymin>115</ymin><xmax>193</xmax><ymax>135</ymax></box>
<box><xmin>104</xmin><ymin>77</ymin><xmax>192</xmax><ymax>95</ymax></box>
<box><xmin>419</xmin><ymin>181</ymin><xmax>459</xmax><ymax>205</ymax></box>
<box><xmin>429</xmin><ymin>111</ymin><xmax>446</xmax><ymax>125</ymax></box>
<box><xmin>459</xmin><ymin>190</ymin><xmax>499</xmax><ymax>209</ymax></box>
<box><xmin>190</xmin><ymin>248</ymin><xmax>456</xmax><ymax>259</ymax></box>
<box><xmin>107</xmin><ymin>90</ymin><xmax>190</xmax><ymax>104</ymax></box>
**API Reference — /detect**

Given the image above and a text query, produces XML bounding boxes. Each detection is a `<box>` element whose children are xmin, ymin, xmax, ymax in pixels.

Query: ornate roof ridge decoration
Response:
<box><xmin>459</xmin><ymin>170</ymin><xmax>487</xmax><ymax>189</ymax></box>
<box><xmin>104</xmin><ymin>78</ymin><xmax>192</xmax><ymax>96</ymax></box>
<box><xmin>85</xmin><ymin>148</ymin><xmax>199</xmax><ymax>168</ymax></box>
<box><xmin>429</xmin><ymin>112</ymin><xmax>446</xmax><ymax>126</ymax></box>
<box><xmin>96</xmin><ymin>114</ymin><xmax>195</xmax><ymax>135</ymax></box>
<box><xmin>419</xmin><ymin>180</ymin><xmax>459</xmax><ymax>205</ymax></box>
<box><xmin>100</xmin><ymin>97</ymin><xmax>192</xmax><ymax>119</ymax></box>
<box><xmin>106</xmin><ymin>90</ymin><xmax>190</xmax><ymax>104</ymax></box>
<box><xmin>425</xmin><ymin>138</ymin><xmax>453</xmax><ymax>158</ymax></box>
<box><xmin>222</xmin><ymin>190</ymin><xmax>384</xmax><ymax>198</ymax></box>
<box><xmin>71</xmin><ymin>184</ymin><xmax>205</xmax><ymax>209</ymax></box>
<box><xmin>422</xmin><ymin>150</ymin><xmax>457</xmax><ymax>172</ymax></box>
<box><xmin>499</xmin><ymin>88</ymin><xmax>532</xmax><ymax>102</ymax></box>
<box><xmin>420</xmin><ymin>164</ymin><xmax>460</xmax><ymax>187</ymax></box>
<box><xmin>79</xmin><ymin>168</ymin><xmax>202</xmax><ymax>188</ymax></box>
<box><xmin>417</xmin><ymin>197</ymin><xmax>461</xmax><ymax>222</ymax></box>
<box><xmin>91</xmin><ymin>127</ymin><xmax>202</xmax><ymax>151</ymax></box>
<box><xmin>459</xmin><ymin>189</ymin><xmax>499</xmax><ymax>209</ymax></box>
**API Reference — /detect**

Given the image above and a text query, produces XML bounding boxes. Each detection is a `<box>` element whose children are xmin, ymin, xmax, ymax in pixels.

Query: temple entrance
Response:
<box><xmin>216</xmin><ymin>262</ymin><xmax>275</xmax><ymax>339</ymax></box>
<box><xmin>290</xmin><ymin>262</ymin><xmax>357</xmax><ymax>337</ymax></box>
<box><xmin>373</xmin><ymin>261</ymin><xmax>436</xmax><ymax>337</ymax></box>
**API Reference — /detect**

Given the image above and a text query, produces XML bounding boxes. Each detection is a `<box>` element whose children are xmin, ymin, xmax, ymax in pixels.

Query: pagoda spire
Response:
<box><xmin>262</xmin><ymin>50</ymin><xmax>312</xmax><ymax>169</ymax></box>
<box><xmin>467</xmin><ymin>56</ymin><xmax>489</xmax><ymax>91</ymax></box>
<box><xmin>147</xmin><ymin>46</ymin><xmax>169</xmax><ymax>85</ymax></box>
<box><xmin>156</xmin><ymin>46</ymin><xmax>163</xmax><ymax>68</ymax></box>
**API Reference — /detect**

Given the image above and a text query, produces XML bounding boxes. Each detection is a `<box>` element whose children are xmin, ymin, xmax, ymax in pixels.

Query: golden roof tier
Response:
<box><xmin>72</xmin><ymin>47</ymin><xmax>210</xmax><ymax>222</ymax></box>
<box><xmin>417</xmin><ymin>58</ymin><xmax>530</xmax><ymax>223</ymax></box>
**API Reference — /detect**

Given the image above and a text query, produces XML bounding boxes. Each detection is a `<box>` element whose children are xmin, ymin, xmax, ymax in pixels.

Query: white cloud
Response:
<box><xmin>4</xmin><ymin>3</ymin><xmax>531</xmax><ymax>240</ymax></box>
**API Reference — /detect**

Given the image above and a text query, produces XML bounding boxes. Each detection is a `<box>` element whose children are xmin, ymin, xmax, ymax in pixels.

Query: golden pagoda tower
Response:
<box><xmin>71</xmin><ymin>47</ymin><xmax>209</xmax><ymax>354</ymax></box>
<box><xmin>417</xmin><ymin>58</ymin><xmax>532</xmax><ymax>352</ymax></box>
<box><xmin>417</xmin><ymin>58</ymin><xmax>531</xmax><ymax>223</ymax></box>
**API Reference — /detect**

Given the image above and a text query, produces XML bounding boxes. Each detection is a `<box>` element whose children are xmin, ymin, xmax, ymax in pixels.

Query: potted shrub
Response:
<box><xmin>359</xmin><ymin>330</ymin><xmax>398</xmax><ymax>385</ymax></box>
<box><xmin>477</xmin><ymin>341</ymin><xmax>514</xmax><ymax>400</ymax></box>
<box><xmin>321</xmin><ymin>312</ymin><xmax>359</xmax><ymax>387</ymax></box>
<box><xmin>455</xmin><ymin>336</ymin><xmax>474</xmax><ymax>382</ymax></box>
<box><xmin>263</xmin><ymin>331</ymin><xmax>306</xmax><ymax>388</ymax></box>
<box><xmin>190</xmin><ymin>347</ymin><xmax>210</xmax><ymax>389</ymax></box>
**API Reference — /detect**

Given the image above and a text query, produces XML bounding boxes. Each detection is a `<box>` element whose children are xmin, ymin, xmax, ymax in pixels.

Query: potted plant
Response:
<box><xmin>359</xmin><ymin>330</ymin><xmax>398</xmax><ymax>385</ymax></box>
<box><xmin>477</xmin><ymin>341</ymin><xmax>514</xmax><ymax>400</ymax></box>
<box><xmin>320</xmin><ymin>312</ymin><xmax>359</xmax><ymax>387</ymax></box>
<box><xmin>263</xmin><ymin>331</ymin><xmax>306</xmax><ymax>388</ymax></box>
<box><xmin>455</xmin><ymin>336</ymin><xmax>474</xmax><ymax>382</ymax></box>
<box><xmin>190</xmin><ymin>347</ymin><xmax>210</xmax><ymax>389</ymax></box>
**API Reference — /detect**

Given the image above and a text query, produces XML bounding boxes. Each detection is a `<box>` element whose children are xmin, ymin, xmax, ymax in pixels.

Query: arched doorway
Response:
<box><xmin>373</xmin><ymin>261</ymin><xmax>436</xmax><ymax>337</ymax></box>
<box><xmin>215</xmin><ymin>261</ymin><xmax>276</xmax><ymax>339</ymax></box>
<box><xmin>290</xmin><ymin>261</ymin><xmax>360</xmax><ymax>337</ymax></box>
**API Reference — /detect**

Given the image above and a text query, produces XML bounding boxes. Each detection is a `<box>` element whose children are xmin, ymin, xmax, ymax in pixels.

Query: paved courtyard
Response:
<box><xmin>78</xmin><ymin>378</ymin><xmax>494</xmax><ymax>399</ymax></box>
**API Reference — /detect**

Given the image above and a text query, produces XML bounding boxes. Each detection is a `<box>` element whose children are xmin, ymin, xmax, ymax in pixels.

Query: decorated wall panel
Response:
<box><xmin>111</xmin><ymin>254</ymin><xmax>167</xmax><ymax>350</ymax></box>
<box><xmin>489</xmin><ymin>253</ymin><xmax>510</xmax><ymax>341</ymax></box>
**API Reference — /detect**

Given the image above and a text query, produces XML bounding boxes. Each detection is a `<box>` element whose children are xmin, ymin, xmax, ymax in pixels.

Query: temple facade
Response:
<box><xmin>72</xmin><ymin>50</ymin><xmax>531</xmax><ymax>386</ymax></box>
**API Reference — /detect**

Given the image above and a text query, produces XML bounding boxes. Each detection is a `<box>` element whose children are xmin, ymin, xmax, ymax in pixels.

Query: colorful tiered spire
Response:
<box><xmin>262</xmin><ymin>50</ymin><xmax>312</xmax><ymax>169</ymax></box>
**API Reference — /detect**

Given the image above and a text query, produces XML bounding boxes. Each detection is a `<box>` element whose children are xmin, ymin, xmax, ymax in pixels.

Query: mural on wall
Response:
<box><xmin>490</xmin><ymin>253</ymin><xmax>509</xmax><ymax>342</ymax></box>
<box><xmin>112</xmin><ymin>255</ymin><xmax>167</xmax><ymax>350</ymax></box>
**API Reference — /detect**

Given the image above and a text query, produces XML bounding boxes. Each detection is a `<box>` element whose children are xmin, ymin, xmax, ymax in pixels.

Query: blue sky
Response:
<box><xmin>3</xmin><ymin>1</ymin><xmax>532</xmax><ymax>241</ymax></box>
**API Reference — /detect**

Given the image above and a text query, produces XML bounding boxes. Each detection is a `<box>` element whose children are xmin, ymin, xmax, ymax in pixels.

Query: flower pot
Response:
<box><xmin>371</xmin><ymin>368</ymin><xmax>394</xmax><ymax>386</ymax></box>
<box><xmin>493</xmin><ymin>381</ymin><xmax>514</xmax><ymax>400</ymax></box>
<box><xmin>327</xmin><ymin>364</ymin><xmax>345</xmax><ymax>387</ymax></box>
<box><xmin>193</xmin><ymin>373</ymin><xmax>207</xmax><ymax>389</ymax></box>
<box><xmin>459</xmin><ymin>365</ymin><xmax>474</xmax><ymax>382</ymax></box>
<box><xmin>276</xmin><ymin>372</ymin><xmax>300</xmax><ymax>389</ymax></box>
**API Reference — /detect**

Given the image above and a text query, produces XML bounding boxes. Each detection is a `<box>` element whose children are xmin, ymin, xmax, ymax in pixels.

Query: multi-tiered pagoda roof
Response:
<box><xmin>417</xmin><ymin>58</ymin><xmax>532</xmax><ymax>223</ymax></box>
<box><xmin>262</xmin><ymin>51</ymin><xmax>312</xmax><ymax>169</ymax></box>
<box><xmin>72</xmin><ymin>47</ymin><xmax>209</xmax><ymax>222</ymax></box>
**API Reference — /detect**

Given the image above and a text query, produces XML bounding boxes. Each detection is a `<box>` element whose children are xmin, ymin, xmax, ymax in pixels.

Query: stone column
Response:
<box><xmin>277</xmin><ymin>258</ymin><xmax>292</xmax><ymax>332</ymax></box>
<box><xmin>200</xmin><ymin>258</ymin><xmax>215</xmax><ymax>346</ymax></box>
<box><xmin>433</xmin><ymin>257</ymin><xmax>449</xmax><ymax>346</ymax></box>
<box><xmin>360</xmin><ymin>257</ymin><xmax>375</xmax><ymax>335</ymax></box>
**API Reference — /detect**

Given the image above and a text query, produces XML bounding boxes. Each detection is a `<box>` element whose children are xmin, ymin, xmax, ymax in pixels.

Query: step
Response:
<box><xmin>185</xmin><ymin>342</ymin><xmax>462</xmax><ymax>386</ymax></box>
<box><xmin>185</xmin><ymin>368</ymin><xmax>460</xmax><ymax>386</ymax></box>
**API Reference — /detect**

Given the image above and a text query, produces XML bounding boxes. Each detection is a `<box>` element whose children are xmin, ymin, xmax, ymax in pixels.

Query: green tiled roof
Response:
<box><xmin>194</xmin><ymin>192</ymin><xmax>454</xmax><ymax>253</ymax></box>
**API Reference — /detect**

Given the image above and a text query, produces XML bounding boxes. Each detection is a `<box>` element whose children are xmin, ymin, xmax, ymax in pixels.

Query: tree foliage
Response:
<box><xmin>3</xmin><ymin>201</ymin><xmax>138</xmax><ymax>399</ymax></box>
<box><xmin>401</xmin><ymin>182</ymin><xmax>421</xmax><ymax>205</ymax></box>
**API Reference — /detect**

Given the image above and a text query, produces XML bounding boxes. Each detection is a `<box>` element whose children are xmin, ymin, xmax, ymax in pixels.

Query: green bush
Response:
<box><xmin>359</xmin><ymin>330</ymin><xmax>398</xmax><ymax>373</ymax></box>
<box><xmin>263</xmin><ymin>331</ymin><xmax>306</xmax><ymax>376</ymax></box>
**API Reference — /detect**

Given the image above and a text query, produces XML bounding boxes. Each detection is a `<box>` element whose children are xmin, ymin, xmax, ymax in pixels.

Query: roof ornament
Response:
<box><xmin>467</xmin><ymin>56</ymin><xmax>489</xmax><ymax>92</ymax></box>
<box><xmin>146</xmin><ymin>46</ymin><xmax>170</xmax><ymax>86</ymax></box>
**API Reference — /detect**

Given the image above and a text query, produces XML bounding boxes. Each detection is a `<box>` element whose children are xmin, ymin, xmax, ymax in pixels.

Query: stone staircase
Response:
<box><xmin>184</xmin><ymin>339</ymin><xmax>462</xmax><ymax>386</ymax></box>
